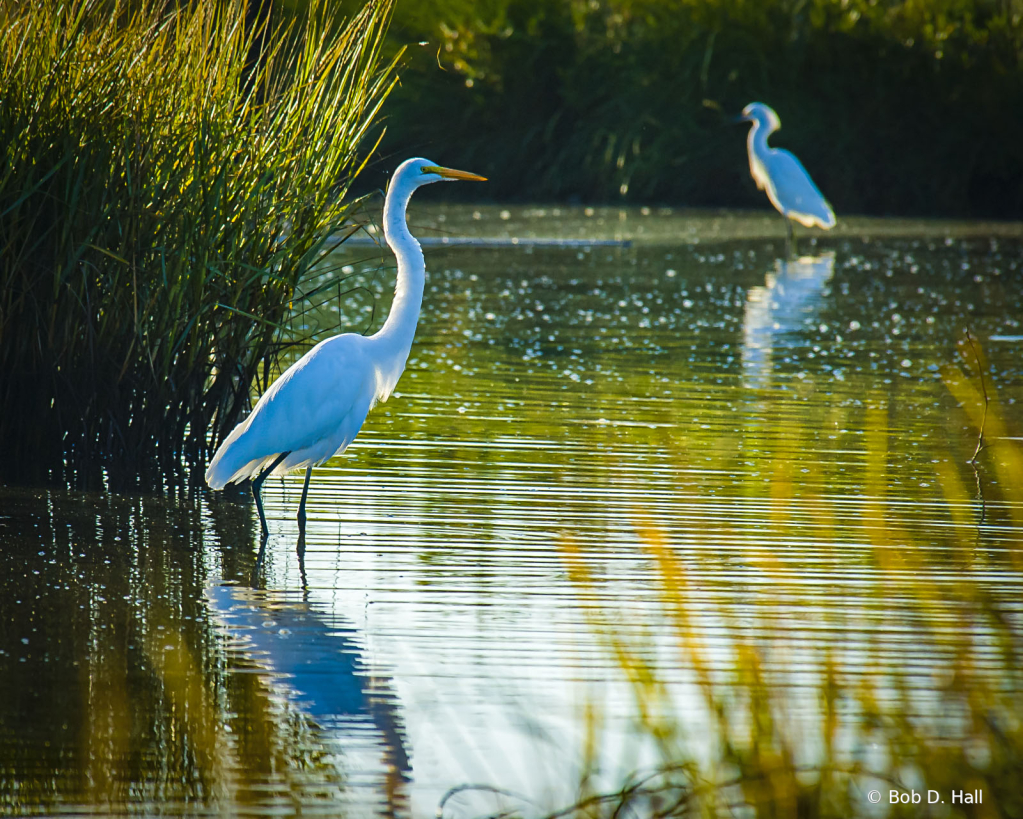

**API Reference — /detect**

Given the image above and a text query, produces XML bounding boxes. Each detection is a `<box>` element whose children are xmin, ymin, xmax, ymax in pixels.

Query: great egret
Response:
<box><xmin>739</xmin><ymin>102</ymin><xmax>836</xmax><ymax>249</ymax></box>
<box><xmin>205</xmin><ymin>157</ymin><xmax>486</xmax><ymax>540</ymax></box>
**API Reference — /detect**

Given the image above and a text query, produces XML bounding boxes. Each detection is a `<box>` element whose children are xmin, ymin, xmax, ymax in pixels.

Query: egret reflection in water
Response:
<box><xmin>206</xmin><ymin>583</ymin><xmax>411</xmax><ymax>815</ymax></box>
<box><xmin>742</xmin><ymin>252</ymin><xmax>835</xmax><ymax>389</ymax></box>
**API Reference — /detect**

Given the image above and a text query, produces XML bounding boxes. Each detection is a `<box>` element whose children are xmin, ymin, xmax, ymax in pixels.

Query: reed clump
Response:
<box><xmin>0</xmin><ymin>0</ymin><xmax>396</xmax><ymax>489</ymax></box>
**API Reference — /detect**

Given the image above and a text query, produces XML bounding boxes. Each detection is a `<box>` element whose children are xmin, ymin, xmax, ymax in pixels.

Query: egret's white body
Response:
<box><xmin>206</xmin><ymin>333</ymin><xmax>379</xmax><ymax>484</ymax></box>
<box><xmin>741</xmin><ymin>102</ymin><xmax>835</xmax><ymax>238</ymax></box>
<box><xmin>205</xmin><ymin>157</ymin><xmax>486</xmax><ymax>538</ymax></box>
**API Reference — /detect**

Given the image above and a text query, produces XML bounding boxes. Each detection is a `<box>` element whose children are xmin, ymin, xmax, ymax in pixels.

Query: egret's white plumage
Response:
<box><xmin>205</xmin><ymin>333</ymin><xmax>377</xmax><ymax>487</ymax></box>
<box><xmin>205</xmin><ymin>157</ymin><xmax>486</xmax><ymax>537</ymax></box>
<box><xmin>741</xmin><ymin>102</ymin><xmax>836</xmax><ymax>232</ymax></box>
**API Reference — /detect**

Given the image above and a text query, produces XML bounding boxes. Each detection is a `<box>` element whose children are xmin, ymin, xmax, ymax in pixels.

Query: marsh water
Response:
<box><xmin>1</xmin><ymin>205</ymin><xmax>1022</xmax><ymax>817</ymax></box>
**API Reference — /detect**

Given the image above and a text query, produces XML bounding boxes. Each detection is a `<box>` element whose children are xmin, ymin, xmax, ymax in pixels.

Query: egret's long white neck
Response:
<box><xmin>378</xmin><ymin>181</ymin><xmax>424</xmax><ymax>342</ymax></box>
<box><xmin>368</xmin><ymin>174</ymin><xmax>425</xmax><ymax>398</ymax></box>
<box><xmin>360</xmin><ymin>157</ymin><xmax>483</xmax><ymax>401</ymax></box>
<box><xmin>748</xmin><ymin>116</ymin><xmax>773</xmax><ymax>161</ymax></box>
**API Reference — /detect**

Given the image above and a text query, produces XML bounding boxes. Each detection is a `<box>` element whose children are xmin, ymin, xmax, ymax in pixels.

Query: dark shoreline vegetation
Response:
<box><xmin>352</xmin><ymin>0</ymin><xmax>1023</xmax><ymax>218</ymax></box>
<box><xmin>0</xmin><ymin>0</ymin><xmax>396</xmax><ymax>490</ymax></box>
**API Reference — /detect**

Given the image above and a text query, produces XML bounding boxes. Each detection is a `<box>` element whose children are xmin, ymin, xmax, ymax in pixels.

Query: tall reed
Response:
<box><xmin>0</xmin><ymin>0</ymin><xmax>397</xmax><ymax>489</ymax></box>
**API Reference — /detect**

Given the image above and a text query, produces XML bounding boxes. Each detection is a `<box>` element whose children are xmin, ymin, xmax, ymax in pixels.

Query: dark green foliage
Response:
<box><xmin>0</xmin><ymin>0</ymin><xmax>396</xmax><ymax>489</ymax></box>
<box><xmin>366</xmin><ymin>0</ymin><xmax>1023</xmax><ymax>216</ymax></box>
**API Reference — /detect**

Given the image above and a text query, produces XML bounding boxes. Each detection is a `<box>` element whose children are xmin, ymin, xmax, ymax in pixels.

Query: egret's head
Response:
<box><xmin>394</xmin><ymin>157</ymin><xmax>487</xmax><ymax>189</ymax></box>
<box><xmin>740</xmin><ymin>102</ymin><xmax>781</xmax><ymax>132</ymax></box>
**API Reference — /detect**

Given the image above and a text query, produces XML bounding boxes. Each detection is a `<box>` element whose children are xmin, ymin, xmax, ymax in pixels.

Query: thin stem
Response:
<box><xmin>964</xmin><ymin>328</ymin><xmax>989</xmax><ymax>464</ymax></box>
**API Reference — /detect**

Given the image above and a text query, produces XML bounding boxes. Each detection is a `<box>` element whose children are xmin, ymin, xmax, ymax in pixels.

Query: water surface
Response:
<box><xmin>1</xmin><ymin>206</ymin><xmax>1021</xmax><ymax>817</ymax></box>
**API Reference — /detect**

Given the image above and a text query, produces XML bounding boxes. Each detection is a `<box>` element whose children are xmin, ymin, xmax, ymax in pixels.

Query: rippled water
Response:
<box><xmin>1</xmin><ymin>206</ymin><xmax>1021</xmax><ymax>817</ymax></box>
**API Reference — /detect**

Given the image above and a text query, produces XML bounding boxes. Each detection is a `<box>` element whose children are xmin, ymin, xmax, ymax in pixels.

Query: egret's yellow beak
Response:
<box><xmin>423</xmin><ymin>165</ymin><xmax>487</xmax><ymax>182</ymax></box>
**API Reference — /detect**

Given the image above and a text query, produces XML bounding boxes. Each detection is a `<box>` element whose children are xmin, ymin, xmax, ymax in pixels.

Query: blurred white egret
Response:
<box><xmin>740</xmin><ymin>102</ymin><xmax>836</xmax><ymax>248</ymax></box>
<box><xmin>205</xmin><ymin>157</ymin><xmax>486</xmax><ymax>540</ymax></box>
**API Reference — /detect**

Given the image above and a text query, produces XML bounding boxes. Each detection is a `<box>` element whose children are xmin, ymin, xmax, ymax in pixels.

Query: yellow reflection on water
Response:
<box><xmin>552</xmin><ymin>338</ymin><xmax>1023</xmax><ymax>817</ymax></box>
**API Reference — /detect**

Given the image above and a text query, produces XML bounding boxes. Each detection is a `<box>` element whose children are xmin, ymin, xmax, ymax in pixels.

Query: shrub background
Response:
<box><xmin>348</xmin><ymin>0</ymin><xmax>1023</xmax><ymax>217</ymax></box>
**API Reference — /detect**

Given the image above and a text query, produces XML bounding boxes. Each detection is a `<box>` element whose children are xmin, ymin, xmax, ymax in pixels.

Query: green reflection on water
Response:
<box><xmin>0</xmin><ymin>207</ymin><xmax>1021</xmax><ymax>816</ymax></box>
<box><xmin>0</xmin><ymin>490</ymin><xmax>378</xmax><ymax>815</ymax></box>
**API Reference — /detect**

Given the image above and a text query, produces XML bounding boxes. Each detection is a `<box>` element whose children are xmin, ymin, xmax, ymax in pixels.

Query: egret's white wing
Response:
<box><xmin>762</xmin><ymin>149</ymin><xmax>836</xmax><ymax>229</ymax></box>
<box><xmin>205</xmin><ymin>334</ymin><xmax>375</xmax><ymax>487</ymax></box>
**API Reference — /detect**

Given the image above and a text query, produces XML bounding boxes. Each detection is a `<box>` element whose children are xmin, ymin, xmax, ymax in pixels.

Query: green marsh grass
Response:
<box><xmin>0</xmin><ymin>0</ymin><xmax>397</xmax><ymax>489</ymax></box>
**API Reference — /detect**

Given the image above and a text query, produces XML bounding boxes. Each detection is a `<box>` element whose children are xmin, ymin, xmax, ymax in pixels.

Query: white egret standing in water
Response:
<box><xmin>739</xmin><ymin>102</ymin><xmax>836</xmax><ymax>249</ymax></box>
<box><xmin>205</xmin><ymin>158</ymin><xmax>486</xmax><ymax>540</ymax></box>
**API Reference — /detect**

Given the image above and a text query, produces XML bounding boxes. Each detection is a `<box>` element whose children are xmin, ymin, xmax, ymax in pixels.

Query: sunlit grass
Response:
<box><xmin>0</xmin><ymin>0</ymin><xmax>397</xmax><ymax>489</ymax></box>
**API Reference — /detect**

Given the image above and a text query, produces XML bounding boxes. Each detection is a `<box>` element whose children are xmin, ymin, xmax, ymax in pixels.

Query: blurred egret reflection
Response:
<box><xmin>742</xmin><ymin>252</ymin><xmax>835</xmax><ymax>390</ymax></box>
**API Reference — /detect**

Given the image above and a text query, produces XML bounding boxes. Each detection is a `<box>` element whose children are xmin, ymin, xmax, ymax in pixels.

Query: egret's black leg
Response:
<box><xmin>297</xmin><ymin>466</ymin><xmax>313</xmax><ymax>534</ymax></box>
<box><xmin>253</xmin><ymin>535</ymin><xmax>268</xmax><ymax>582</ymax></box>
<box><xmin>297</xmin><ymin>537</ymin><xmax>308</xmax><ymax>589</ymax></box>
<box><xmin>296</xmin><ymin>466</ymin><xmax>313</xmax><ymax>575</ymax></box>
<box><xmin>252</xmin><ymin>451</ymin><xmax>290</xmax><ymax>540</ymax></box>
<box><xmin>786</xmin><ymin>218</ymin><xmax>797</xmax><ymax>256</ymax></box>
